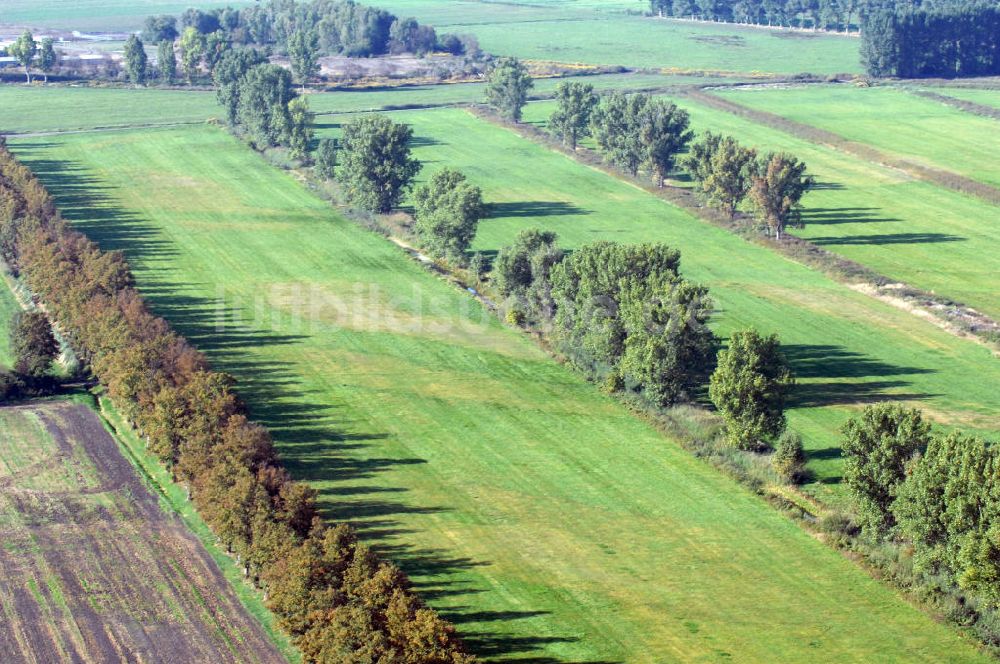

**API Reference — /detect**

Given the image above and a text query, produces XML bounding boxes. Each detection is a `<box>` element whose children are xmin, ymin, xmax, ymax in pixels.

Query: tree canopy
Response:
<box><xmin>339</xmin><ymin>115</ymin><xmax>421</xmax><ymax>213</ymax></box>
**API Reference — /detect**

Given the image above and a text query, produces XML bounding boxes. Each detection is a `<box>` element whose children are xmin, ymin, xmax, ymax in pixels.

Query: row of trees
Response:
<box><xmin>495</xmin><ymin>236</ymin><xmax>717</xmax><ymax>408</ymax></box>
<box><xmin>0</xmin><ymin>139</ymin><xmax>473</xmax><ymax>663</ymax></box>
<box><xmin>5</xmin><ymin>31</ymin><xmax>58</xmax><ymax>83</ymax></box>
<box><xmin>861</xmin><ymin>3</ymin><xmax>1000</xmax><ymax>77</ymax></box>
<box><xmin>842</xmin><ymin>403</ymin><xmax>1000</xmax><ymax>609</ymax></box>
<box><xmin>305</xmin><ymin>114</ymin><xmax>487</xmax><ymax>264</ymax></box>
<box><xmin>492</xmin><ymin>231</ymin><xmax>798</xmax><ymax>454</ymax></box>
<box><xmin>539</xmin><ymin>86</ymin><xmax>815</xmax><ymax>236</ymax></box>
<box><xmin>145</xmin><ymin>1</ymin><xmax>476</xmax><ymax>60</ymax></box>
<box><xmin>650</xmin><ymin>0</ymin><xmax>867</xmax><ymax>31</ymax></box>
<box><xmin>213</xmin><ymin>48</ymin><xmax>314</xmax><ymax>158</ymax></box>
<box><xmin>685</xmin><ymin>132</ymin><xmax>814</xmax><ymax>238</ymax></box>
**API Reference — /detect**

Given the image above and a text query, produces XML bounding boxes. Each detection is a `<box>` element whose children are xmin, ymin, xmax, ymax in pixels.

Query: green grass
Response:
<box><xmin>8</xmin><ymin>124</ymin><xmax>992</xmax><ymax>662</ymax></box>
<box><xmin>925</xmin><ymin>86</ymin><xmax>1000</xmax><ymax>110</ymax></box>
<box><xmin>380</xmin><ymin>0</ymin><xmax>860</xmax><ymax>74</ymax></box>
<box><xmin>0</xmin><ymin>87</ymin><xmax>221</xmax><ymax>135</ymax></box>
<box><xmin>517</xmin><ymin>94</ymin><xmax>1000</xmax><ymax>320</ymax></box>
<box><xmin>0</xmin><ymin>280</ymin><xmax>21</xmax><ymax>370</ymax></box>
<box><xmin>0</xmin><ymin>0</ymin><xmax>251</xmax><ymax>32</ymax></box>
<box><xmin>316</xmin><ymin>108</ymin><xmax>1000</xmax><ymax>495</ymax></box>
<box><xmin>0</xmin><ymin>74</ymin><xmax>738</xmax><ymax>136</ymax></box>
<box><xmin>716</xmin><ymin>85</ymin><xmax>1000</xmax><ymax>189</ymax></box>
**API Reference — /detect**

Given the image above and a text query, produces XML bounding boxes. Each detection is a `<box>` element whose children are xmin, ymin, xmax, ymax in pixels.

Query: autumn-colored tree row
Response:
<box><xmin>0</xmin><ymin>138</ymin><xmax>473</xmax><ymax>663</ymax></box>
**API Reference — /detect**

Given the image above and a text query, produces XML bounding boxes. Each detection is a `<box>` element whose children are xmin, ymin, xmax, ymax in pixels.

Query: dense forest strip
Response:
<box><xmin>470</xmin><ymin>105</ymin><xmax>1000</xmax><ymax>349</ymax></box>
<box><xmin>909</xmin><ymin>89</ymin><xmax>1000</xmax><ymax>122</ymax></box>
<box><xmin>684</xmin><ymin>89</ymin><xmax>1000</xmax><ymax>206</ymax></box>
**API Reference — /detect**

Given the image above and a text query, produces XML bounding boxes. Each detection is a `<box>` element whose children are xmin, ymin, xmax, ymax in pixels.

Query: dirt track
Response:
<box><xmin>0</xmin><ymin>401</ymin><xmax>286</xmax><ymax>663</ymax></box>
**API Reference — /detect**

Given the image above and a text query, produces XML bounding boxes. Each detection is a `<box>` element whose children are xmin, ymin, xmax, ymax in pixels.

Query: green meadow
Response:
<box><xmin>0</xmin><ymin>73</ymin><xmax>732</xmax><ymax>136</ymax></box>
<box><xmin>0</xmin><ymin>0</ymin><xmax>252</xmax><ymax>32</ymax></box>
<box><xmin>7</xmin><ymin>124</ymin><xmax>991</xmax><ymax>663</ymax></box>
<box><xmin>717</xmin><ymin>85</ymin><xmax>1000</xmax><ymax>188</ymax></box>
<box><xmin>926</xmin><ymin>86</ymin><xmax>1000</xmax><ymax>110</ymax></box>
<box><xmin>379</xmin><ymin>0</ymin><xmax>861</xmax><ymax>74</ymax></box>
<box><xmin>315</xmin><ymin>107</ymin><xmax>1000</xmax><ymax>495</ymax></box>
<box><xmin>519</xmin><ymin>94</ymin><xmax>1000</xmax><ymax>320</ymax></box>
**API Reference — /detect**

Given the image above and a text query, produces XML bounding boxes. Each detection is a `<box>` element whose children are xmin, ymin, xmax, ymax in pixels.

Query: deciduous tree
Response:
<box><xmin>124</xmin><ymin>35</ymin><xmax>149</xmax><ymax>86</ymax></box>
<box><xmin>158</xmin><ymin>40</ymin><xmax>177</xmax><ymax>83</ymax></box>
<box><xmin>412</xmin><ymin>168</ymin><xmax>485</xmax><ymax>261</ymax></box>
<box><xmin>11</xmin><ymin>311</ymin><xmax>57</xmax><ymax>377</ymax></box>
<box><xmin>179</xmin><ymin>26</ymin><xmax>206</xmax><ymax>83</ymax></box>
<box><xmin>287</xmin><ymin>29</ymin><xmax>320</xmax><ymax>89</ymax></box>
<box><xmin>748</xmin><ymin>152</ymin><xmax>814</xmax><ymax>239</ymax></box>
<box><xmin>315</xmin><ymin>138</ymin><xmax>337</xmax><ymax>179</ymax></box>
<box><xmin>338</xmin><ymin>114</ymin><xmax>421</xmax><ymax>213</ymax></box>
<box><xmin>9</xmin><ymin>31</ymin><xmax>37</xmax><ymax>84</ymax></box>
<box><xmin>38</xmin><ymin>38</ymin><xmax>57</xmax><ymax>84</ymax></box>
<box><xmin>842</xmin><ymin>403</ymin><xmax>931</xmax><ymax>538</ymax></box>
<box><xmin>287</xmin><ymin>96</ymin><xmax>315</xmax><ymax>161</ymax></box>
<box><xmin>484</xmin><ymin>57</ymin><xmax>533</xmax><ymax>122</ymax></box>
<box><xmin>709</xmin><ymin>328</ymin><xmax>793</xmax><ymax>450</ymax></box>
<box><xmin>549</xmin><ymin>81</ymin><xmax>598</xmax><ymax>150</ymax></box>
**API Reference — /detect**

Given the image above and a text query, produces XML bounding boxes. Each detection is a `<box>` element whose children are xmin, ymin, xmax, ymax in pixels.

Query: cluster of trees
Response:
<box><xmin>0</xmin><ymin>139</ymin><xmax>473</xmax><ymax>663</ymax></box>
<box><xmin>145</xmin><ymin>1</ymin><xmax>477</xmax><ymax>61</ymax></box>
<box><xmin>649</xmin><ymin>0</ymin><xmax>866</xmax><ymax>31</ymax></box>
<box><xmin>539</xmin><ymin>84</ymin><xmax>696</xmax><ymax>189</ymax></box>
<box><xmin>213</xmin><ymin>48</ymin><xmax>313</xmax><ymax>158</ymax></box>
<box><xmin>495</xmin><ymin>236</ymin><xmax>717</xmax><ymax>408</ymax></box>
<box><xmin>0</xmin><ymin>310</ymin><xmax>60</xmax><ymax>401</ymax></box>
<box><xmin>861</xmin><ymin>3</ymin><xmax>1000</xmax><ymax>77</ymax></box>
<box><xmin>5</xmin><ymin>31</ymin><xmax>58</xmax><ymax>83</ymax></box>
<box><xmin>842</xmin><ymin>403</ymin><xmax>1000</xmax><ymax>609</ymax></box>
<box><xmin>685</xmin><ymin>132</ymin><xmax>814</xmax><ymax>238</ymax></box>
<box><xmin>310</xmin><ymin>115</ymin><xmax>487</xmax><ymax>263</ymax></box>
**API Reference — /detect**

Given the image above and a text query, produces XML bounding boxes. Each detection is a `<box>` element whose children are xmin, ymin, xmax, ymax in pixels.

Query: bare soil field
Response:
<box><xmin>0</xmin><ymin>400</ymin><xmax>285</xmax><ymax>663</ymax></box>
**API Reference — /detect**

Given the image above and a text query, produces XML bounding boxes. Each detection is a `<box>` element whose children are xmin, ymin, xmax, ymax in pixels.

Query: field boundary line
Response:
<box><xmin>465</xmin><ymin>105</ymin><xmax>1000</xmax><ymax>353</ymax></box>
<box><xmin>683</xmin><ymin>88</ymin><xmax>1000</xmax><ymax>207</ymax></box>
<box><xmin>907</xmin><ymin>89</ymin><xmax>1000</xmax><ymax>122</ymax></box>
<box><xmin>0</xmin><ymin>268</ymin><xmax>299</xmax><ymax>663</ymax></box>
<box><xmin>3</xmin><ymin>119</ymin><xmax>207</xmax><ymax>139</ymax></box>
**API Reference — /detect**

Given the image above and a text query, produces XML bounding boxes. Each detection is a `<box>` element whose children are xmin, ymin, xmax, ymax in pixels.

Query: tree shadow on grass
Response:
<box><xmin>489</xmin><ymin>201</ymin><xmax>590</xmax><ymax>219</ymax></box>
<box><xmin>800</xmin><ymin>206</ymin><xmax>899</xmax><ymax>226</ymax></box>
<box><xmin>781</xmin><ymin>344</ymin><xmax>937</xmax><ymax>409</ymax></box>
<box><xmin>14</xmin><ymin>144</ymin><xmax>598</xmax><ymax>663</ymax></box>
<box><xmin>810</xmin><ymin>232</ymin><xmax>965</xmax><ymax>246</ymax></box>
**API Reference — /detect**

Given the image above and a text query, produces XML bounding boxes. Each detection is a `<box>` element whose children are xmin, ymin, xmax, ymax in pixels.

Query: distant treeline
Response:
<box><xmin>0</xmin><ymin>139</ymin><xmax>473</xmax><ymax>663</ymax></box>
<box><xmin>650</xmin><ymin>0</ymin><xmax>868</xmax><ymax>31</ymax></box>
<box><xmin>861</xmin><ymin>2</ymin><xmax>1000</xmax><ymax>77</ymax></box>
<box><xmin>146</xmin><ymin>0</ymin><xmax>478</xmax><ymax>58</ymax></box>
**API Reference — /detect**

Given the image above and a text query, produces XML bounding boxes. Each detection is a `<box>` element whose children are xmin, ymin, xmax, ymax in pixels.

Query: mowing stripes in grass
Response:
<box><xmin>716</xmin><ymin>85</ymin><xmax>1000</xmax><ymax>190</ymax></box>
<box><xmin>518</xmin><ymin>94</ymin><xmax>1000</xmax><ymax>321</ymax></box>
<box><xmin>8</xmin><ymin>124</ymin><xmax>991</xmax><ymax>662</ymax></box>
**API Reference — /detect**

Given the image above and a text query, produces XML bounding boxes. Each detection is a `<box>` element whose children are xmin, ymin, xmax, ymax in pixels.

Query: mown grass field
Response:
<box><xmin>926</xmin><ymin>86</ymin><xmax>1000</xmax><ymax>110</ymax></box>
<box><xmin>0</xmin><ymin>399</ymin><xmax>285</xmax><ymax>663</ymax></box>
<box><xmin>717</xmin><ymin>85</ymin><xmax>1000</xmax><ymax>188</ymax></box>
<box><xmin>380</xmin><ymin>0</ymin><xmax>861</xmax><ymax>74</ymax></box>
<box><xmin>8</xmin><ymin>124</ymin><xmax>992</xmax><ymax>663</ymax></box>
<box><xmin>316</xmin><ymin>108</ymin><xmax>1000</xmax><ymax>494</ymax></box>
<box><xmin>0</xmin><ymin>73</ymin><xmax>737</xmax><ymax>135</ymax></box>
<box><xmin>0</xmin><ymin>0</ymin><xmax>251</xmax><ymax>32</ymax></box>
<box><xmin>518</xmin><ymin>95</ymin><xmax>1000</xmax><ymax>320</ymax></box>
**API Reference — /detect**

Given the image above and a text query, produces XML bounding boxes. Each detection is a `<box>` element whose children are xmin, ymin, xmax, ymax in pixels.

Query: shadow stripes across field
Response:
<box><xmin>8</xmin><ymin>125</ymin><xmax>991</xmax><ymax>663</ymax></box>
<box><xmin>518</xmin><ymin>92</ymin><xmax>1000</xmax><ymax>321</ymax></box>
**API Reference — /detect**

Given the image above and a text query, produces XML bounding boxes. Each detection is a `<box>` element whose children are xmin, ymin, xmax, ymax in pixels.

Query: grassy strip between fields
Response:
<box><xmin>92</xmin><ymin>392</ymin><xmax>300</xmax><ymax>663</ymax></box>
